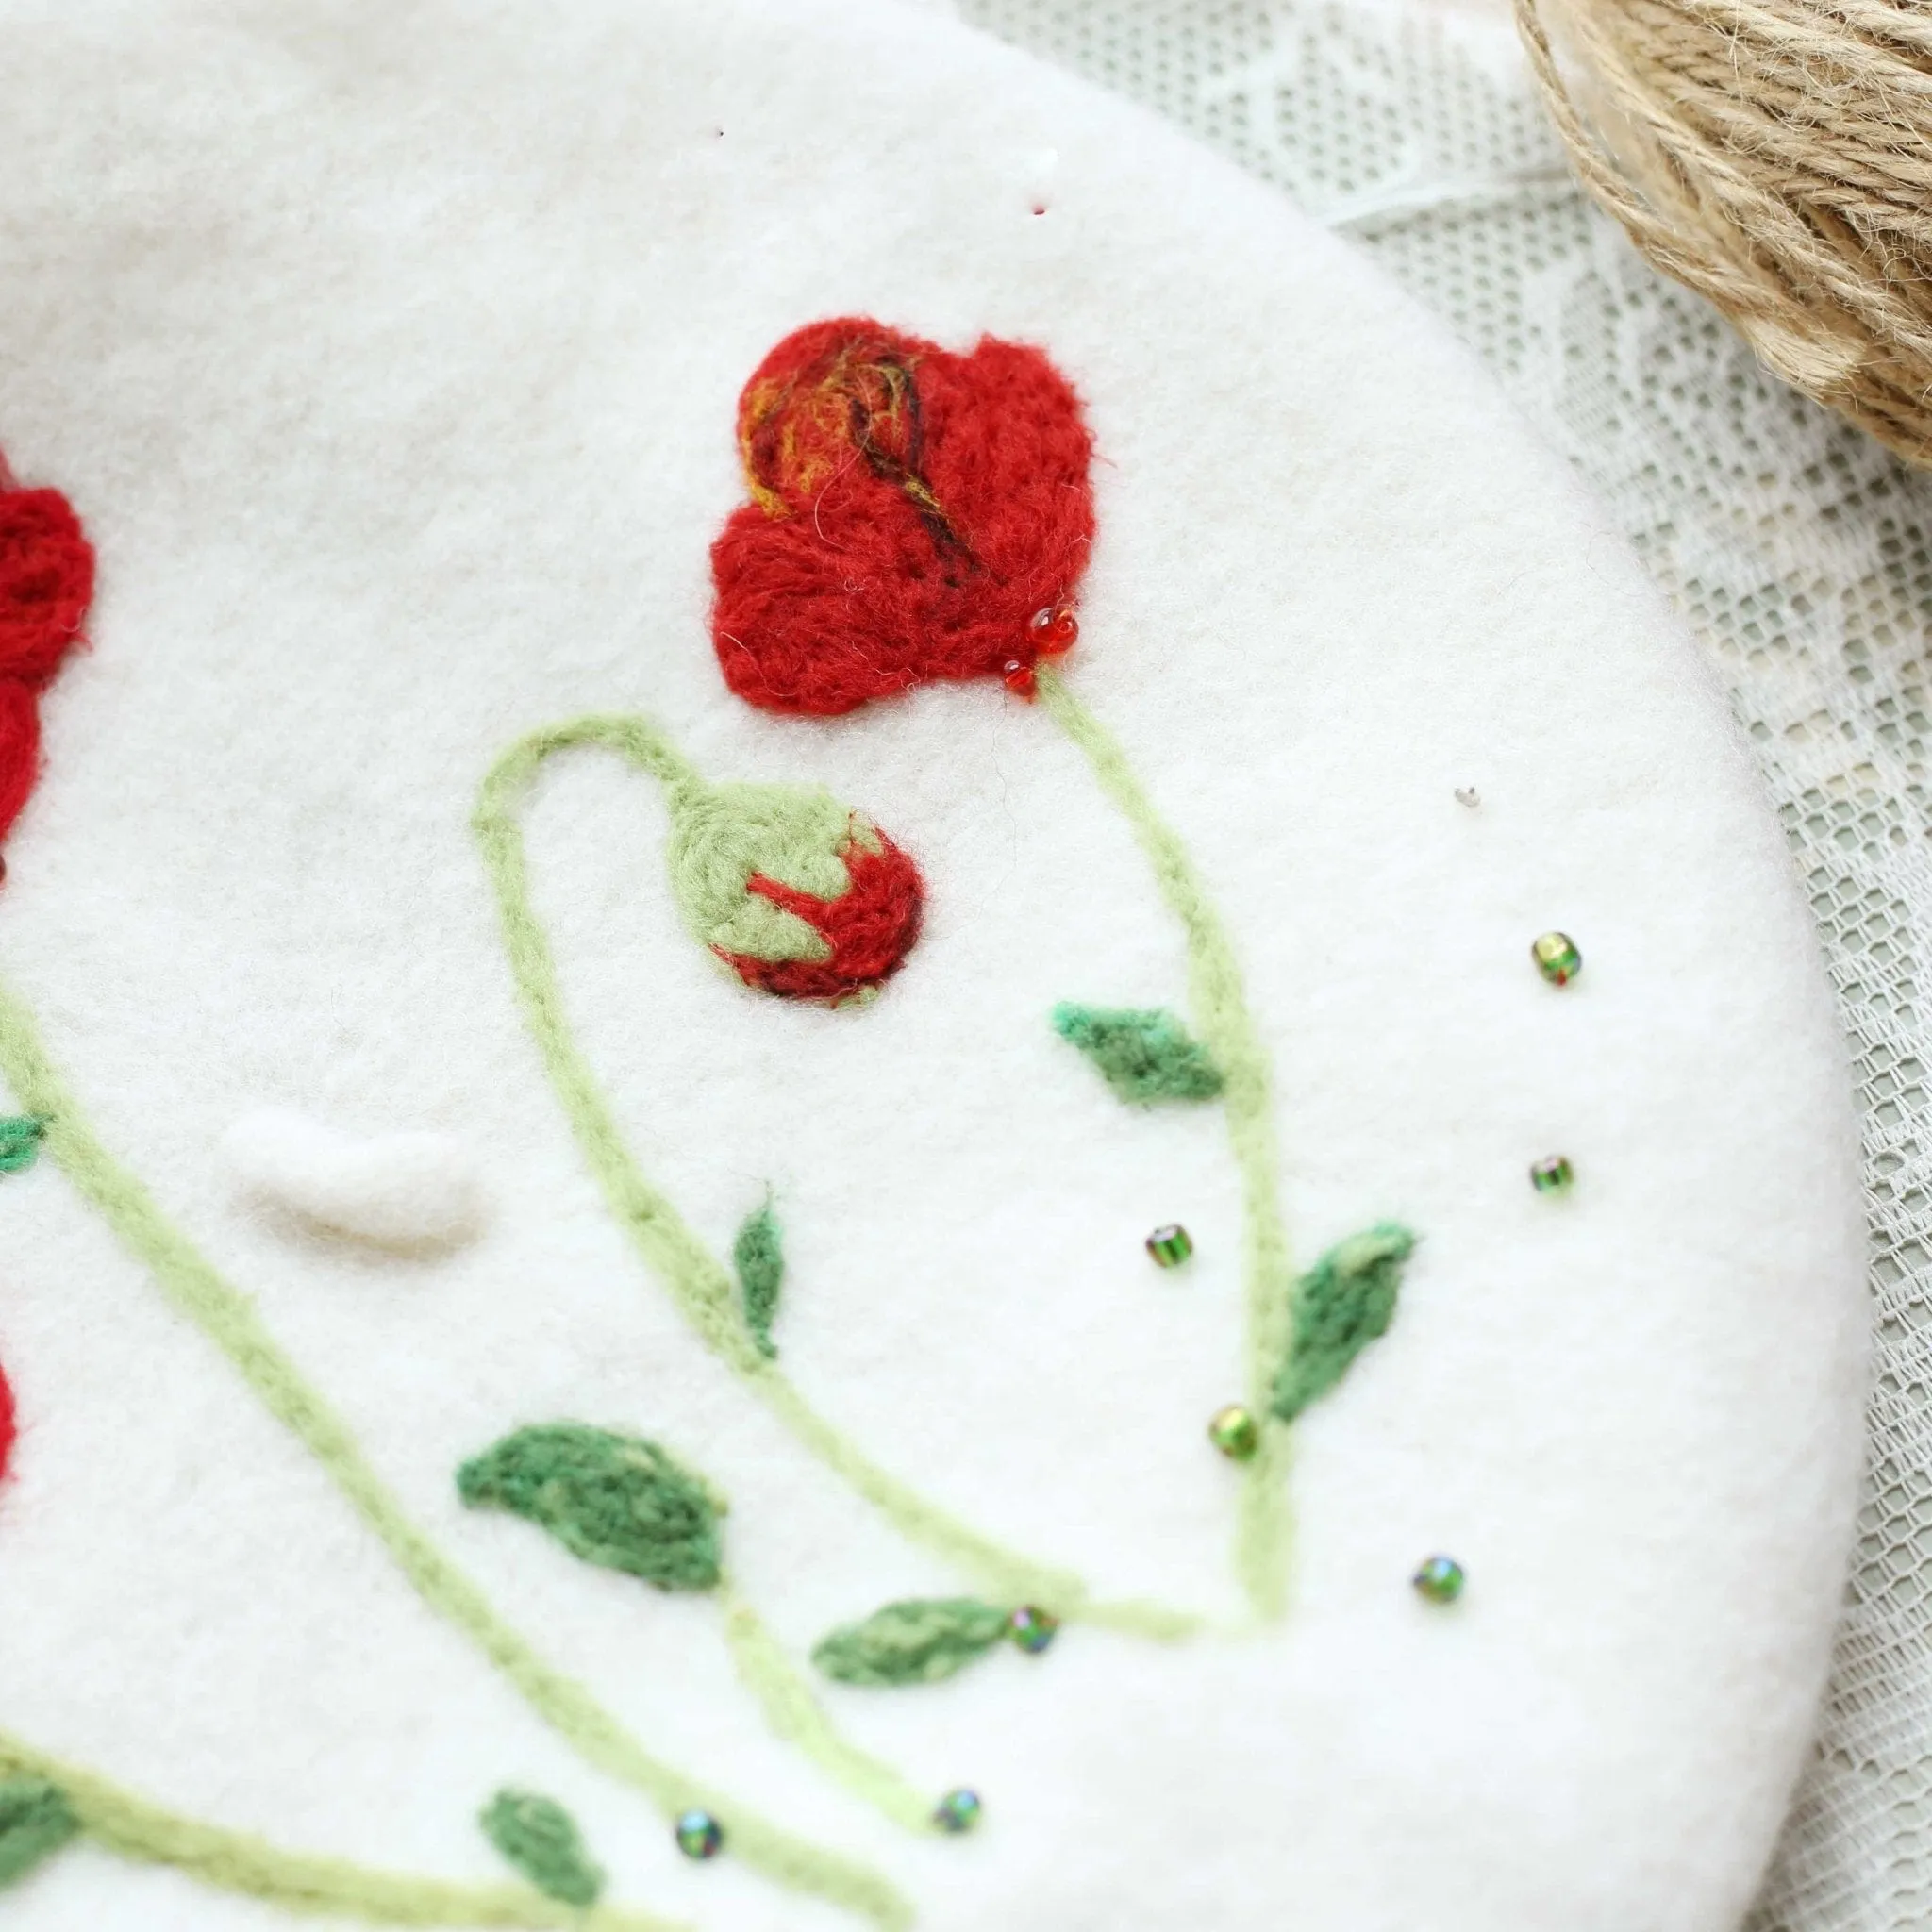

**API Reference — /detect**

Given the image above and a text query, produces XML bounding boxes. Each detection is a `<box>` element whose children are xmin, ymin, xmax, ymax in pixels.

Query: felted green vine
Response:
<box><xmin>0</xmin><ymin>978</ymin><xmax>914</xmax><ymax>1929</ymax></box>
<box><xmin>473</xmin><ymin>711</ymin><xmax>1197</xmax><ymax>1644</ymax></box>
<box><xmin>0</xmin><ymin>1727</ymin><xmax>691</xmax><ymax>1928</ymax></box>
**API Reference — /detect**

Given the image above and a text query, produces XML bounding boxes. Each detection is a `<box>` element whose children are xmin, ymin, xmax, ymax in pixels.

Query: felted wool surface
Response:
<box><xmin>0</xmin><ymin>2</ymin><xmax>1865</xmax><ymax>1931</ymax></box>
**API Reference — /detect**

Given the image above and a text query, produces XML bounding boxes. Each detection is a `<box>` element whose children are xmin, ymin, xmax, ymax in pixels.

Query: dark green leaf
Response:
<box><xmin>479</xmin><ymin>1789</ymin><xmax>603</xmax><ymax>1907</ymax></box>
<box><xmin>812</xmin><ymin>1598</ymin><xmax>1012</xmax><ymax>1688</ymax></box>
<box><xmin>1272</xmin><ymin>1224</ymin><xmax>1416</xmax><ymax>1423</ymax></box>
<box><xmin>1051</xmin><ymin>1005</ymin><xmax>1223</xmax><ymax>1105</ymax></box>
<box><xmin>734</xmin><ymin>1200</ymin><xmax>783</xmax><ymax>1360</ymax></box>
<box><xmin>0</xmin><ymin>1776</ymin><xmax>80</xmax><ymax>1889</ymax></box>
<box><xmin>0</xmin><ymin>1117</ymin><xmax>44</xmax><ymax>1176</ymax></box>
<box><xmin>457</xmin><ymin>1424</ymin><xmax>722</xmax><ymax>1591</ymax></box>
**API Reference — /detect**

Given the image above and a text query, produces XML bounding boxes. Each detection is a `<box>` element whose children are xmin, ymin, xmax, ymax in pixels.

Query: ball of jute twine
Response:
<box><xmin>1513</xmin><ymin>0</ymin><xmax>1932</xmax><ymax>466</ymax></box>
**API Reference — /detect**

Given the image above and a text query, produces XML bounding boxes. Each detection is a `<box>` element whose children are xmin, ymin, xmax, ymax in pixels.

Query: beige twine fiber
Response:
<box><xmin>1514</xmin><ymin>0</ymin><xmax>1932</xmax><ymax>466</ymax></box>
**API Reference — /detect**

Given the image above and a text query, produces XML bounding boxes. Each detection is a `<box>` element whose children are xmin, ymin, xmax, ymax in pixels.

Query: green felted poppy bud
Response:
<box><xmin>665</xmin><ymin>778</ymin><xmax>924</xmax><ymax>1002</ymax></box>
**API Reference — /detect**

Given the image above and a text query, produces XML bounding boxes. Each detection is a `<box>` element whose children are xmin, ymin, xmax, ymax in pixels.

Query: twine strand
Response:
<box><xmin>1516</xmin><ymin>0</ymin><xmax>1932</xmax><ymax>464</ymax></box>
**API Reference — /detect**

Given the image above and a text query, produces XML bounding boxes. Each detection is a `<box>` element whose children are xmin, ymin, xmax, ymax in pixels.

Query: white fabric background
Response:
<box><xmin>946</xmin><ymin>5</ymin><xmax>1932</xmax><ymax>1925</ymax></box>
<box><xmin>0</xmin><ymin>2</ymin><xmax>1866</xmax><ymax>1929</ymax></box>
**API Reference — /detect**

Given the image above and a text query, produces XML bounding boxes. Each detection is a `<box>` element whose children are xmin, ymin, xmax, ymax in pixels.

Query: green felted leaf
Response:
<box><xmin>0</xmin><ymin>1776</ymin><xmax>80</xmax><ymax>1889</ymax></box>
<box><xmin>479</xmin><ymin>1789</ymin><xmax>604</xmax><ymax>1908</ymax></box>
<box><xmin>1051</xmin><ymin>1004</ymin><xmax>1224</xmax><ymax>1104</ymax></box>
<box><xmin>1271</xmin><ymin>1224</ymin><xmax>1417</xmax><ymax>1423</ymax></box>
<box><xmin>735</xmin><ymin>1200</ymin><xmax>783</xmax><ymax>1360</ymax></box>
<box><xmin>811</xmin><ymin>1598</ymin><xmax>1012</xmax><ymax>1687</ymax></box>
<box><xmin>456</xmin><ymin>1424</ymin><xmax>722</xmax><ymax>1591</ymax></box>
<box><xmin>0</xmin><ymin>1116</ymin><xmax>44</xmax><ymax>1176</ymax></box>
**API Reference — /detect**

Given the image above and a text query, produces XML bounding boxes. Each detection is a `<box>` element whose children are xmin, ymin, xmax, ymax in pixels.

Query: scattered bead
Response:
<box><xmin>1029</xmin><ymin>605</ymin><xmax>1079</xmax><ymax>654</ymax></box>
<box><xmin>1411</xmin><ymin>1555</ymin><xmax>1465</xmax><ymax>1605</ymax></box>
<box><xmin>1208</xmin><ymin>1404</ymin><xmax>1260</xmax><ymax>1461</ymax></box>
<box><xmin>1002</xmin><ymin>659</ymin><xmax>1037</xmax><ymax>697</ymax></box>
<box><xmin>1529</xmin><ymin>1154</ymin><xmax>1574</xmax><ymax>1193</ymax></box>
<box><xmin>1531</xmin><ymin>931</ymin><xmax>1582</xmax><ymax>986</ymax></box>
<box><xmin>675</xmin><ymin>1810</ymin><xmax>724</xmax><ymax>1860</ymax></box>
<box><xmin>1008</xmin><ymin>1606</ymin><xmax>1059</xmax><ymax>1655</ymax></box>
<box><xmin>933</xmin><ymin>1789</ymin><xmax>983</xmax><ymax>1835</ymax></box>
<box><xmin>1454</xmin><ymin>786</ymin><xmax>1479</xmax><ymax>808</ymax></box>
<box><xmin>1145</xmin><ymin>1223</ymin><xmax>1193</xmax><ymax>1268</ymax></box>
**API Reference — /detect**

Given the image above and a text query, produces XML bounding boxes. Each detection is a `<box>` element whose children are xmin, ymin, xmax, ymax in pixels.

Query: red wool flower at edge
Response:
<box><xmin>0</xmin><ymin>459</ymin><xmax>95</xmax><ymax>854</ymax></box>
<box><xmin>0</xmin><ymin>457</ymin><xmax>91</xmax><ymax>1492</ymax></box>
<box><xmin>710</xmin><ymin>317</ymin><xmax>1095</xmax><ymax>712</ymax></box>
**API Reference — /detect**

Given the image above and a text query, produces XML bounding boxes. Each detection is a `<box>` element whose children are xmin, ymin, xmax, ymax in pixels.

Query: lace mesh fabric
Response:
<box><xmin>953</xmin><ymin>3</ymin><xmax>1932</xmax><ymax>1924</ymax></box>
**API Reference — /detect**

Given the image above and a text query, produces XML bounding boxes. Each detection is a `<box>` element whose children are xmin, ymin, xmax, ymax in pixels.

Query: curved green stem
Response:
<box><xmin>0</xmin><ymin>1727</ymin><xmax>687</xmax><ymax>1930</ymax></box>
<box><xmin>718</xmin><ymin>1580</ymin><xmax>937</xmax><ymax>1834</ymax></box>
<box><xmin>475</xmin><ymin>715</ymin><xmax>1200</xmax><ymax>1641</ymax></box>
<box><xmin>0</xmin><ymin>980</ymin><xmax>910</xmax><ymax>1932</ymax></box>
<box><xmin>1036</xmin><ymin>667</ymin><xmax>1298</xmax><ymax>1621</ymax></box>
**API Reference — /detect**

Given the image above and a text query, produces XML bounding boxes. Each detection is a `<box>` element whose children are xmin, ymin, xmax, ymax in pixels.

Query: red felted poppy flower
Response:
<box><xmin>710</xmin><ymin>318</ymin><xmax>1095</xmax><ymax>714</ymax></box>
<box><xmin>0</xmin><ymin>476</ymin><xmax>94</xmax><ymax>845</ymax></box>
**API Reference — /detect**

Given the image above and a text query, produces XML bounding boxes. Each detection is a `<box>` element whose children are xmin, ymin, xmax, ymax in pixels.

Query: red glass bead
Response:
<box><xmin>1002</xmin><ymin>659</ymin><xmax>1038</xmax><ymax>698</ymax></box>
<box><xmin>1029</xmin><ymin>606</ymin><xmax>1079</xmax><ymax>653</ymax></box>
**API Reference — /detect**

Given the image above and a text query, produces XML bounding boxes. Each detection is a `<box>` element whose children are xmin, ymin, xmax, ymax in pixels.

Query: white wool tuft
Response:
<box><xmin>221</xmin><ymin>1108</ymin><xmax>490</xmax><ymax>1252</ymax></box>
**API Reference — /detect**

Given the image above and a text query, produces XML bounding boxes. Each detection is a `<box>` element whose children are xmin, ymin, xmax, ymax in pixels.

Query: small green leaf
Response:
<box><xmin>0</xmin><ymin>1775</ymin><xmax>80</xmax><ymax>1889</ymax></box>
<box><xmin>1272</xmin><ymin>1224</ymin><xmax>1417</xmax><ymax>1423</ymax></box>
<box><xmin>735</xmin><ymin>1200</ymin><xmax>783</xmax><ymax>1360</ymax></box>
<box><xmin>479</xmin><ymin>1789</ymin><xmax>604</xmax><ymax>1907</ymax></box>
<box><xmin>812</xmin><ymin>1598</ymin><xmax>1012</xmax><ymax>1687</ymax></box>
<box><xmin>457</xmin><ymin>1424</ymin><xmax>722</xmax><ymax>1591</ymax></box>
<box><xmin>1051</xmin><ymin>1005</ymin><xmax>1224</xmax><ymax>1105</ymax></box>
<box><xmin>0</xmin><ymin>1117</ymin><xmax>45</xmax><ymax>1176</ymax></box>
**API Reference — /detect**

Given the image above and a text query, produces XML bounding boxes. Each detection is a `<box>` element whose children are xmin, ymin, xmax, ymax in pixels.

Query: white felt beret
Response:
<box><xmin>0</xmin><ymin>2</ymin><xmax>1865</xmax><ymax>1929</ymax></box>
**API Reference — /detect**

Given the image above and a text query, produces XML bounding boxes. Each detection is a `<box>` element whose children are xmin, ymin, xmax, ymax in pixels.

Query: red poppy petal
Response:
<box><xmin>0</xmin><ymin>488</ymin><xmax>94</xmax><ymax>685</ymax></box>
<box><xmin>713</xmin><ymin>320</ymin><xmax>1094</xmax><ymax>715</ymax></box>
<box><xmin>0</xmin><ymin>683</ymin><xmax>42</xmax><ymax>843</ymax></box>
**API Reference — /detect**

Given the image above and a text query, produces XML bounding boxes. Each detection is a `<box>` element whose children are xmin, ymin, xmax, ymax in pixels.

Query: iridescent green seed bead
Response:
<box><xmin>1208</xmin><ymin>1404</ymin><xmax>1260</xmax><ymax>1461</ymax></box>
<box><xmin>1411</xmin><ymin>1555</ymin><xmax>1465</xmax><ymax>1605</ymax></box>
<box><xmin>675</xmin><ymin>1809</ymin><xmax>724</xmax><ymax>1860</ymax></box>
<box><xmin>1008</xmin><ymin>1606</ymin><xmax>1059</xmax><ymax>1655</ymax></box>
<box><xmin>1529</xmin><ymin>1154</ymin><xmax>1574</xmax><ymax>1193</ymax></box>
<box><xmin>1145</xmin><ymin>1223</ymin><xmax>1192</xmax><ymax>1268</ymax></box>
<box><xmin>933</xmin><ymin>1789</ymin><xmax>983</xmax><ymax>1835</ymax></box>
<box><xmin>1531</xmin><ymin>931</ymin><xmax>1582</xmax><ymax>986</ymax></box>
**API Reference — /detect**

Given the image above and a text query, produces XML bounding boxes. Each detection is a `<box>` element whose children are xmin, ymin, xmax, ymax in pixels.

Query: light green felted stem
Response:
<box><xmin>1037</xmin><ymin>667</ymin><xmax>1299</xmax><ymax>1623</ymax></box>
<box><xmin>0</xmin><ymin>981</ymin><xmax>910</xmax><ymax>1932</ymax></box>
<box><xmin>718</xmin><ymin>1582</ymin><xmax>938</xmax><ymax>1834</ymax></box>
<box><xmin>0</xmin><ymin>1728</ymin><xmax>685</xmax><ymax>1930</ymax></box>
<box><xmin>476</xmin><ymin>716</ymin><xmax>1202</xmax><ymax>1641</ymax></box>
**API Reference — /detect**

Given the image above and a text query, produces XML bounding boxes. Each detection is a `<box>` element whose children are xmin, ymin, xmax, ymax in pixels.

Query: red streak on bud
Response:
<box><xmin>717</xmin><ymin>832</ymin><xmax>924</xmax><ymax>1002</ymax></box>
